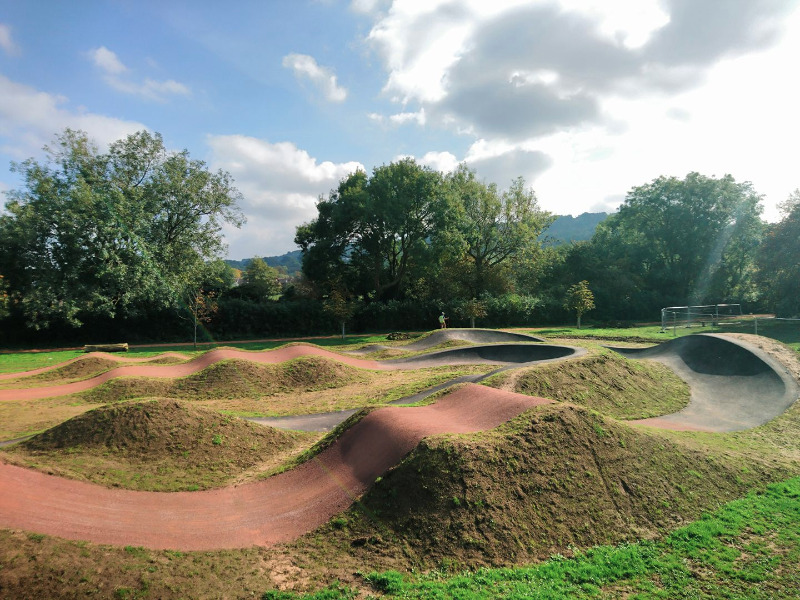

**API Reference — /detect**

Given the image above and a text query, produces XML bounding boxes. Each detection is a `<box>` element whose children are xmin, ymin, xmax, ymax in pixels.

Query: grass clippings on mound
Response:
<box><xmin>2</xmin><ymin>398</ymin><xmax>317</xmax><ymax>491</ymax></box>
<box><xmin>493</xmin><ymin>352</ymin><xmax>690</xmax><ymax>419</ymax></box>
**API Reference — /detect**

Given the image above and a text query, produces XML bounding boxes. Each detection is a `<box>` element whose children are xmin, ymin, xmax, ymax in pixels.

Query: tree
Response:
<box><xmin>458</xmin><ymin>297</ymin><xmax>488</xmax><ymax>328</ymax></box>
<box><xmin>296</xmin><ymin>158</ymin><xmax>446</xmax><ymax>300</ymax></box>
<box><xmin>0</xmin><ymin>274</ymin><xmax>8</xmax><ymax>320</ymax></box>
<box><xmin>756</xmin><ymin>190</ymin><xmax>800</xmax><ymax>316</ymax></box>
<box><xmin>564</xmin><ymin>280</ymin><xmax>595</xmax><ymax>329</ymax></box>
<box><xmin>590</xmin><ymin>172</ymin><xmax>763</xmax><ymax>311</ymax></box>
<box><xmin>240</xmin><ymin>257</ymin><xmax>281</xmax><ymax>300</ymax></box>
<box><xmin>0</xmin><ymin>129</ymin><xmax>244</xmax><ymax>330</ymax></box>
<box><xmin>323</xmin><ymin>287</ymin><xmax>359</xmax><ymax>339</ymax></box>
<box><xmin>445</xmin><ymin>165</ymin><xmax>554</xmax><ymax>297</ymax></box>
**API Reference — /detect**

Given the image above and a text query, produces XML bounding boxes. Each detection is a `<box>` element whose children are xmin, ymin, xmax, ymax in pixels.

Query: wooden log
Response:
<box><xmin>83</xmin><ymin>343</ymin><xmax>129</xmax><ymax>353</ymax></box>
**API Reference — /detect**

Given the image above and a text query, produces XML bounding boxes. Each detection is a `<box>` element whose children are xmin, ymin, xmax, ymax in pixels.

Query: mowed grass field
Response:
<box><xmin>0</xmin><ymin>325</ymin><xmax>799</xmax><ymax>598</ymax></box>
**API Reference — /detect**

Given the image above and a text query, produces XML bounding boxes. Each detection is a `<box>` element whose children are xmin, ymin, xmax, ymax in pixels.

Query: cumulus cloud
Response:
<box><xmin>418</xmin><ymin>150</ymin><xmax>459</xmax><ymax>173</ymax></box>
<box><xmin>368</xmin><ymin>108</ymin><xmax>426</xmax><ymax>127</ymax></box>
<box><xmin>87</xmin><ymin>46</ymin><xmax>191</xmax><ymax>102</ymax></box>
<box><xmin>365</xmin><ymin>0</ymin><xmax>795</xmax><ymax>141</ymax></box>
<box><xmin>207</xmin><ymin>134</ymin><xmax>363</xmax><ymax>257</ymax></box>
<box><xmin>0</xmin><ymin>74</ymin><xmax>146</xmax><ymax>159</ymax></box>
<box><xmin>465</xmin><ymin>148</ymin><xmax>553</xmax><ymax>188</ymax></box>
<box><xmin>88</xmin><ymin>46</ymin><xmax>127</xmax><ymax>75</ymax></box>
<box><xmin>0</xmin><ymin>23</ymin><xmax>21</xmax><ymax>56</ymax></box>
<box><xmin>282</xmin><ymin>53</ymin><xmax>347</xmax><ymax>102</ymax></box>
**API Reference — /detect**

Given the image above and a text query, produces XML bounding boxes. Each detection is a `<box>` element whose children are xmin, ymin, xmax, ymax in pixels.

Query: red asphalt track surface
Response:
<box><xmin>0</xmin><ymin>384</ymin><xmax>550</xmax><ymax>550</ymax></box>
<box><xmin>0</xmin><ymin>345</ymin><xmax>387</xmax><ymax>402</ymax></box>
<box><xmin>2</xmin><ymin>334</ymin><xmax>797</xmax><ymax>550</ymax></box>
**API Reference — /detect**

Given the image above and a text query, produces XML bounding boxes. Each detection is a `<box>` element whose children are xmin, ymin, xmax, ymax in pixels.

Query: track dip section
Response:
<box><xmin>0</xmin><ymin>385</ymin><xmax>551</xmax><ymax>550</ymax></box>
<box><xmin>384</xmin><ymin>343</ymin><xmax>583</xmax><ymax>367</ymax></box>
<box><xmin>609</xmin><ymin>333</ymin><xmax>799</xmax><ymax>432</ymax></box>
<box><xmin>347</xmin><ymin>328</ymin><xmax>545</xmax><ymax>354</ymax></box>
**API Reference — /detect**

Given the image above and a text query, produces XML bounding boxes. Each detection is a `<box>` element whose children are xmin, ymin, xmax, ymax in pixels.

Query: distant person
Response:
<box><xmin>439</xmin><ymin>312</ymin><xmax>448</xmax><ymax>329</ymax></box>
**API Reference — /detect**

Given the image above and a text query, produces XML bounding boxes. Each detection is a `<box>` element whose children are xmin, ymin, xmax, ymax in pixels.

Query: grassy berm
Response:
<box><xmin>1</xmin><ymin>337</ymin><xmax>799</xmax><ymax>598</ymax></box>
<box><xmin>289</xmin><ymin>402</ymin><xmax>793</xmax><ymax>579</ymax></box>
<box><xmin>72</xmin><ymin>356</ymin><xmax>367</xmax><ymax>403</ymax></box>
<box><xmin>2</xmin><ymin>398</ymin><xmax>317</xmax><ymax>490</ymax></box>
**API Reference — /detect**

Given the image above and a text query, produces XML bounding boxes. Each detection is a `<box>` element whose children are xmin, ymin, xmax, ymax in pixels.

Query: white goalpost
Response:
<box><xmin>660</xmin><ymin>304</ymin><xmax>743</xmax><ymax>333</ymax></box>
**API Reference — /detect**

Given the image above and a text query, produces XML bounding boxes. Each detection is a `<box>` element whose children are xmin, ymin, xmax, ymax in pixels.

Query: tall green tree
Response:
<box><xmin>591</xmin><ymin>172</ymin><xmax>763</xmax><ymax>310</ymax></box>
<box><xmin>296</xmin><ymin>158</ymin><xmax>446</xmax><ymax>300</ymax></box>
<box><xmin>445</xmin><ymin>165</ymin><xmax>554</xmax><ymax>297</ymax></box>
<box><xmin>564</xmin><ymin>280</ymin><xmax>595</xmax><ymax>328</ymax></box>
<box><xmin>757</xmin><ymin>190</ymin><xmax>800</xmax><ymax>316</ymax></box>
<box><xmin>240</xmin><ymin>257</ymin><xmax>281</xmax><ymax>299</ymax></box>
<box><xmin>0</xmin><ymin>128</ymin><xmax>244</xmax><ymax>330</ymax></box>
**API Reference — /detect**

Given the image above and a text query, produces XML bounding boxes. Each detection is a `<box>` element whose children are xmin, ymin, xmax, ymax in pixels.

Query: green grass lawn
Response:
<box><xmin>531</xmin><ymin>316</ymin><xmax>800</xmax><ymax>350</ymax></box>
<box><xmin>3</xmin><ymin>319</ymin><xmax>799</xmax><ymax>374</ymax></box>
<box><xmin>0</xmin><ymin>335</ymin><xmax>391</xmax><ymax>374</ymax></box>
<box><xmin>262</xmin><ymin>476</ymin><xmax>800</xmax><ymax>599</ymax></box>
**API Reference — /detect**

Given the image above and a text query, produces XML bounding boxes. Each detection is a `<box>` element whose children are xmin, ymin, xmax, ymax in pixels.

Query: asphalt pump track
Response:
<box><xmin>0</xmin><ymin>333</ymin><xmax>797</xmax><ymax>550</ymax></box>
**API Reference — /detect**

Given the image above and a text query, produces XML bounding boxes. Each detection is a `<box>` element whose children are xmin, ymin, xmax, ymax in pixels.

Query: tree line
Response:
<box><xmin>1</xmin><ymin>128</ymin><xmax>798</xmax><ymax>344</ymax></box>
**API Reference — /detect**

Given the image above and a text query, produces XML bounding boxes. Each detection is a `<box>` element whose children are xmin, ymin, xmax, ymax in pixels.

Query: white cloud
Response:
<box><xmin>0</xmin><ymin>23</ymin><xmax>21</xmax><ymax>56</ymax></box>
<box><xmin>418</xmin><ymin>150</ymin><xmax>458</xmax><ymax>173</ymax></box>
<box><xmin>207</xmin><ymin>134</ymin><xmax>363</xmax><ymax>257</ymax></box>
<box><xmin>87</xmin><ymin>46</ymin><xmax>191</xmax><ymax>102</ymax></box>
<box><xmin>368</xmin><ymin>108</ymin><xmax>426</xmax><ymax>127</ymax></box>
<box><xmin>88</xmin><ymin>46</ymin><xmax>127</xmax><ymax>75</ymax></box>
<box><xmin>0</xmin><ymin>74</ymin><xmax>146</xmax><ymax>159</ymax></box>
<box><xmin>282</xmin><ymin>53</ymin><xmax>347</xmax><ymax>103</ymax></box>
<box><xmin>558</xmin><ymin>0</ymin><xmax>670</xmax><ymax>49</ymax></box>
<box><xmin>361</xmin><ymin>0</ymin><xmax>800</xmax><ymax>220</ymax></box>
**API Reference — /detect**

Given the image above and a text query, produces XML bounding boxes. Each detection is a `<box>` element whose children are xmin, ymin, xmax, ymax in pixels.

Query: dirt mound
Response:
<box><xmin>9</xmin><ymin>399</ymin><xmax>311</xmax><ymax>490</ymax></box>
<box><xmin>74</xmin><ymin>356</ymin><xmax>366</xmax><ymax>404</ymax></box>
<box><xmin>505</xmin><ymin>353</ymin><xmax>690</xmax><ymax>419</ymax></box>
<box><xmin>0</xmin><ymin>356</ymin><xmax>121</xmax><ymax>388</ymax></box>
<box><xmin>302</xmin><ymin>402</ymin><xmax>791</xmax><ymax>571</ymax></box>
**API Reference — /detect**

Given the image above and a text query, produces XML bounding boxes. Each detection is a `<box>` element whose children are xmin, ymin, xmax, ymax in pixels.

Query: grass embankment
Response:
<box><xmin>488</xmin><ymin>351</ymin><xmax>690</xmax><ymax>419</ymax></box>
<box><xmin>0</xmin><ymin>335</ymin><xmax>393</xmax><ymax>374</ymax></box>
<box><xmin>2</xmin><ymin>399</ymin><xmax>317</xmax><ymax>491</ymax></box>
<box><xmin>357</xmin><ymin>476</ymin><xmax>800</xmax><ymax>599</ymax></box>
<box><xmin>0</xmin><ymin>354</ymin><xmax>490</xmax><ymax>440</ymax></box>
<box><xmin>1</xmin><ymin>332</ymin><xmax>799</xmax><ymax>597</ymax></box>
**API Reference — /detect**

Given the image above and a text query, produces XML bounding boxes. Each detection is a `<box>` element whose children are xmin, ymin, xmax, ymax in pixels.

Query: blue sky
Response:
<box><xmin>2</xmin><ymin>0</ymin><xmax>799</xmax><ymax>259</ymax></box>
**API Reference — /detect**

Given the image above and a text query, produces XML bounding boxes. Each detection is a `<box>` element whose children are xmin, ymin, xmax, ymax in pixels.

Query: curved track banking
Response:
<box><xmin>346</xmin><ymin>328</ymin><xmax>545</xmax><ymax>355</ymax></box>
<box><xmin>608</xmin><ymin>333</ymin><xmax>799</xmax><ymax>432</ymax></box>
<box><xmin>0</xmin><ymin>343</ymin><xmax>583</xmax><ymax>403</ymax></box>
<box><xmin>1</xmin><ymin>332</ymin><xmax>797</xmax><ymax>550</ymax></box>
<box><xmin>0</xmin><ymin>385</ymin><xmax>551</xmax><ymax>550</ymax></box>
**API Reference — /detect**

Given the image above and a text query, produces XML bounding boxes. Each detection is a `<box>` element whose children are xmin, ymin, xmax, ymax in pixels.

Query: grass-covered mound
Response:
<box><xmin>0</xmin><ymin>356</ymin><xmax>123</xmax><ymax>389</ymax></box>
<box><xmin>492</xmin><ymin>352</ymin><xmax>689</xmax><ymax>419</ymax></box>
<box><xmin>3</xmin><ymin>399</ymin><xmax>317</xmax><ymax>491</ymax></box>
<box><xmin>292</xmin><ymin>402</ymin><xmax>791</xmax><ymax>575</ymax></box>
<box><xmin>74</xmin><ymin>356</ymin><xmax>368</xmax><ymax>404</ymax></box>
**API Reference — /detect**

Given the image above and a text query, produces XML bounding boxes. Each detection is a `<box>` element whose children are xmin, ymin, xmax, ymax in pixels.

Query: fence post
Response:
<box><xmin>754</xmin><ymin>317</ymin><xmax>758</xmax><ymax>336</ymax></box>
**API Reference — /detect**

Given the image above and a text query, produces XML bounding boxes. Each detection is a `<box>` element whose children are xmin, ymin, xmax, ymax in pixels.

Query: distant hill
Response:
<box><xmin>227</xmin><ymin>215</ymin><xmax>607</xmax><ymax>273</ymax></box>
<box><xmin>541</xmin><ymin>212</ymin><xmax>608</xmax><ymax>245</ymax></box>
<box><xmin>226</xmin><ymin>250</ymin><xmax>302</xmax><ymax>276</ymax></box>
